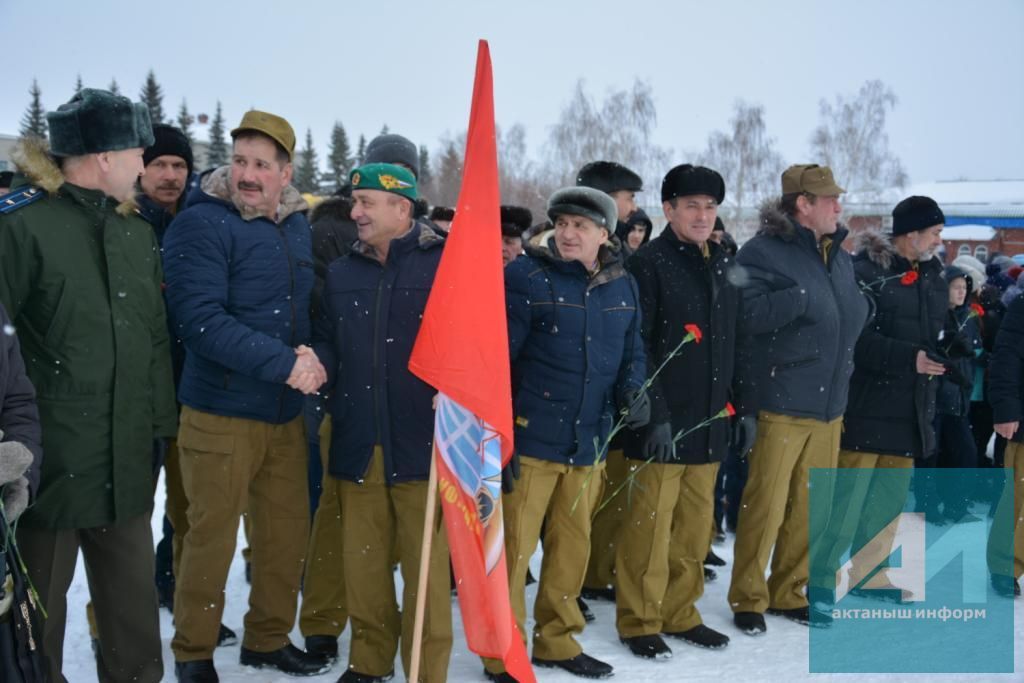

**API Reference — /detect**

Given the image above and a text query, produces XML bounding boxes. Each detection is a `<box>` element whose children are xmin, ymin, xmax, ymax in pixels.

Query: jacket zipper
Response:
<box><xmin>372</xmin><ymin>269</ymin><xmax>385</xmax><ymax>452</ymax></box>
<box><xmin>277</xmin><ymin>223</ymin><xmax>298</xmax><ymax>424</ymax></box>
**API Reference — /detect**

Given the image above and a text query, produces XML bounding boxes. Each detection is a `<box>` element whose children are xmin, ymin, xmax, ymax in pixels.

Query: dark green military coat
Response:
<box><xmin>0</xmin><ymin>140</ymin><xmax>177</xmax><ymax>529</ymax></box>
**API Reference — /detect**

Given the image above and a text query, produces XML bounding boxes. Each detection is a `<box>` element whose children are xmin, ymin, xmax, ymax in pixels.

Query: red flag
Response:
<box><xmin>408</xmin><ymin>41</ymin><xmax>535</xmax><ymax>682</ymax></box>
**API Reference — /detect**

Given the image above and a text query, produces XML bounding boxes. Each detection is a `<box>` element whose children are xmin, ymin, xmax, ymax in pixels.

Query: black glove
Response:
<box><xmin>945</xmin><ymin>332</ymin><xmax>974</xmax><ymax>359</ymax></box>
<box><xmin>942</xmin><ymin>362</ymin><xmax>971</xmax><ymax>388</ymax></box>
<box><xmin>643</xmin><ymin>422</ymin><xmax>675</xmax><ymax>463</ymax></box>
<box><xmin>621</xmin><ymin>388</ymin><xmax>651</xmax><ymax>430</ymax></box>
<box><xmin>501</xmin><ymin>452</ymin><xmax>520</xmax><ymax>494</ymax></box>
<box><xmin>152</xmin><ymin>438</ymin><xmax>168</xmax><ymax>476</ymax></box>
<box><xmin>730</xmin><ymin>415</ymin><xmax>758</xmax><ymax>458</ymax></box>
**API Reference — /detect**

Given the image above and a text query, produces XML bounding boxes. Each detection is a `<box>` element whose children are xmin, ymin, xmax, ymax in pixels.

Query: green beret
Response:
<box><xmin>46</xmin><ymin>88</ymin><xmax>154</xmax><ymax>157</ymax></box>
<box><xmin>350</xmin><ymin>163</ymin><xmax>417</xmax><ymax>201</ymax></box>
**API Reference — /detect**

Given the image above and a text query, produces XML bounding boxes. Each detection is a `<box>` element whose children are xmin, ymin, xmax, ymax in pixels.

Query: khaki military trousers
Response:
<box><xmin>484</xmin><ymin>456</ymin><xmax>604</xmax><ymax>674</ymax></box>
<box><xmin>814</xmin><ymin>451</ymin><xmax>913</xmax><ymax>590</ymax></box>
<box><xmin>583</xmin><ymin>449</ymin><xmax>628</xmax><ymax>592</ymax></box>
<box><xmin>299</xmin><ymin>418</ymin><xmax>348</xmax><ymax>638</ymax></box>
<box><xmin>18</xmin><ymin>513</ymin><xmax>162</xmax><ymax>683</ymax></box>
<box><xmin>615</xmin><ymin>461</ymin><xmax>719</xmax><ymax>636</ymax></box>
<box><xmin>988</xmin><ymin>441</ymin><xmax>1024</xmax><ymax>580</ymax></box>
<box><xmin>339</xmin><ymin>447</ymin><xmax>452</xmax><ymax>682</ymax></box>
<box><xmin>171</xmin><ymin>406</ymin><xmax>310</xmax><ymax>660</ymax></box>
<box><xmin>728</xmin><ymin>411</ymin><xmax>841</xmax><ymax>613</ymax></box>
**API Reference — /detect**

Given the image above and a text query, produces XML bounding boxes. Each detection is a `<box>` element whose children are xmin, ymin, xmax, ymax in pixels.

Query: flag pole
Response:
<box><xmin>409</xmin><ymin>447</ymin><xmax>439</xmax><ymax>682</ymax></box>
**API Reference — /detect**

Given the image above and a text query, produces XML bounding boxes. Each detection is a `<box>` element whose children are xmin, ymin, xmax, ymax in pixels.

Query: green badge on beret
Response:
<box><xmin>350</xmin><ymin>162</ymin><xmax>418</xmax><ymax>201</ymax></box>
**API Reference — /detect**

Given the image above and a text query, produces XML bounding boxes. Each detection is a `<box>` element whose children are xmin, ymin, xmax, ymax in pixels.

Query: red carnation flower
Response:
<box><xmin>724</xmin><ymin>402</ymin><xmax>737</xmax><ymax>417</ymax></box>
<box><xmin>900</xmin><ymin>271</ymin><xmax>919</xmax><ymax>286</ymax></box>
<box><xmin>684</xmin><ymin>323</ymin><xmax>703</xmax><ymax>344</ymax></box>
<box><xmin>970</xmin><ymin>302</ymin><xmax>985</xmax><ymax>318</ymax></box>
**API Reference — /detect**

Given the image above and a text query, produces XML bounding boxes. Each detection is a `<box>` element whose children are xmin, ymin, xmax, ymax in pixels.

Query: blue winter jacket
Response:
<box><xmin>507</xmin><ymin>239</ymin><xmax>646</xmax><ymax>465</ymax></box>
<box><xmin>313</xmin><ymin>221</ymin><xmax>444</xmax><ymax>484</ymax></box>
<box><xmin>162</xmin><ymin>167</ymin><xmax>314</xmax><ymax>424</ymax></box>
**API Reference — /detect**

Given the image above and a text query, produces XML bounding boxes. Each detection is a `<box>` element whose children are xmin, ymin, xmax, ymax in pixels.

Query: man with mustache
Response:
<box><xmin>163</xmin><ymin>110</ymin><xmax>329</xmax><ymax>682</ymax></box>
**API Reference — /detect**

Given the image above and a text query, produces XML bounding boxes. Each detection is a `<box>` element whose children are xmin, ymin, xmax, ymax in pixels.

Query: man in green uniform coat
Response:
<box><xmin>0</xmin><ymin>89</ymin><xmax>177</xmax><ymax>683</ymax></box>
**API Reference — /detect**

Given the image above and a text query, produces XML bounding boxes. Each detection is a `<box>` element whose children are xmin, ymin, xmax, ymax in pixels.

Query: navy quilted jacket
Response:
<box><xmin>162</xmin><ymin>168</ymin><xmax>314</xmax><ymax>424</ymax></box>
<box><xmin>506</xmin><ymin>239</ymin><xmax>646</xmax><ymax>465</ymax></box>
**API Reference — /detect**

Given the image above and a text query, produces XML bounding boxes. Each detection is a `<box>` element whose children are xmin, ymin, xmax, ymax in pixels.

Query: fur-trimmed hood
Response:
<box><xmin>853</xmin><ymin>228</ymin><xmax>942</xmax><ymax>271</ymax></box>
<box><xmin>757</xmin><ymin>197</ymin><xmax>850</xmax><ymax>244</ymax></box>
<box><xmin>310</xmin><ymin>195</ymin><xmax>352</xmax><ymax>225</ymax></box>
<box><xmin>198</xmin><ymin>165</ymin><xmax>307</xmax><ymax>223</ymax></box>
<box><xmin>524</xmin><ymin>233</ymin><xmax>628</xmax><ymax>289</ymax></box>
<box><xmin>853</xmin><ymin>229</ymin><xmax>901</xmax><ymax>270</ymax></box>
<box><xmin>11</xmin><ymin>136</ymin><xmax>138</xmax><ymax>216</ymax></box>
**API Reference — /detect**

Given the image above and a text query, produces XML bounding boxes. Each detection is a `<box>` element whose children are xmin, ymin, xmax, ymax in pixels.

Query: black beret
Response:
<box><xmin>661</xmin><ymin>164</ymin><xmax>726</xmax><ymax>204</ymax></box>
<box><xmin>576</xmin><ymin>161</ymin><xmax>643</xmax><ymax>193</ymax></box>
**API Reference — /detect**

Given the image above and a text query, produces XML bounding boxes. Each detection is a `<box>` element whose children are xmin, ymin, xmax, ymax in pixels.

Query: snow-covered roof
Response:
<box><xmin>845</xmin><ymin>179</ymin><xmax>1024</xmax><ymax>218</ymax></box>
<box><xmin>941</xmin><ymin>224</ymin><xmax>996</xmax><ymax>241</ymax></box>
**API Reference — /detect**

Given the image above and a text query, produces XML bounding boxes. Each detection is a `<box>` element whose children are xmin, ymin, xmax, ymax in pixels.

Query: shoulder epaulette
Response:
<box><xmin>0</xmin><ymin>186</ymin><xmax>46</xmax><ymax>215</ymax></box>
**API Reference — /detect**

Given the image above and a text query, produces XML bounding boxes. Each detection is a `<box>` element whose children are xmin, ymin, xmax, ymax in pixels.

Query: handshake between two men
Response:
<box><xmin>287</xmin><ymin>345</ymin><xmax>327</xmax><ymax>395</ymax></box>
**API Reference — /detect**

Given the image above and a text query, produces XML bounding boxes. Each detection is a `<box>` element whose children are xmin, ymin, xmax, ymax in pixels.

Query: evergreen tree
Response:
<box><xmin>19</xmin><ymin>79</ymin><xmax>47</xmax><ymax>139</ymax></box>
<box><xmin>418</xmin><ymin>145</ymin><xmax>433</xmax><ymax>187</ymax></box>
<box><xmin>326</xmin><ymin>122</ymin><xmax>353</xmax><ymax>187</ymax></box>
<box><xmin>207</xmin><ymin>101</ymin><xmax>229</xmax><ymax>167</ymax></box>
<box><xmin>108</xmin><ymin>78</ymin><xmax>120</xmax><ymax>95</ymax></box>
<box><xmin>74</xmin><ymin>74</ymin><xmax>83</xmax><ymax>94</ymax></box>
<box><xmin>140</xmin><ymin>69</ymin><xmax>165</xmax><ymax>124</ymax></box>
<box><xmin>177</xmin><ymin>99</ymin><xmax>195</xmax><ymax>143</ymax></box>
<box><xmin>295</xmin><ymin>128</ymin><xmax>320</xmax><ymax>194</ymax></box>
<box><xmin>356</xmin><ymin>134</ymin><xmax>367</xmax><ymax>165</ymax></box>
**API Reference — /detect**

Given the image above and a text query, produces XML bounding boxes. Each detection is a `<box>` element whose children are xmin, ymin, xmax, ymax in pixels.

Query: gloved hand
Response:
<box><xmin>730</xmin><ymin>415</ymin><xmax>758</xmax><ymax>458</ymax></box>
<box><xmin>1</xmin><ymin>476</ymin><xmax>29</xmax><ymax>522</ymax></box>
<box><xmin>620</xmin><ymin>388</ymin><xmax>651</xmax><ymax>430</ymax></box>
<box><xmin>501</xmin><ymin>452</ymin><xmax>520</xmax><ymax>494</ymax></box>
<box><xmin>945</xmin><ymin>332</ymin><xmax>974</xmax><ymax>359</ymax></box>
<box><xmin>942</xmin><ymin>362</ymin><xmax>971</xmax><ymax>388</ymax></box>
<box><xmin>152</xmin><ymin>438</ymin><xmax>169</xmax><ymax>476</ymax></box>
<box><xmin>0</xmin><ymin>440</ymin><xmax>33</xmax><ymax>486</ymax></box>
<box><xmin>643</xmin><ymin>422</ymin><xmax>675</xmax><ymax>463</ymax></box>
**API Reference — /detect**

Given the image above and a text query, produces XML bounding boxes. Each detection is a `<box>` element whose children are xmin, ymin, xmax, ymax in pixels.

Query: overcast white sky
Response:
<box><xmin>3</xmin><ymin>0</ymin><xmax>1022</xmax><ymax>184</ymax></box>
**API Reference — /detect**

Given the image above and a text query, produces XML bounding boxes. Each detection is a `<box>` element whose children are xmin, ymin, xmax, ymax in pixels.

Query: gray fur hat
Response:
<box><xmin>547</xmin><ymin>186</ymin><xmax>617</xmax><ymax>232</ymax></box>
<box><xmin>46</xmin><ymin>88</ymin><xmax>154</xmax><ymax>157</ymax></box>
<box><xmin>365</xmin><ymin>133</ymin><xmax>419</xmax><ymax>179</ymax></box>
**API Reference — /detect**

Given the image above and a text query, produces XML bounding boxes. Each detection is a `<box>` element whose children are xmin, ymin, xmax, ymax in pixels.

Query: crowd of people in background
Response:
<box><xmin>0</xmin><ymin>87</ymin><xmax>1021</xmax><ymax>683</ymax></box>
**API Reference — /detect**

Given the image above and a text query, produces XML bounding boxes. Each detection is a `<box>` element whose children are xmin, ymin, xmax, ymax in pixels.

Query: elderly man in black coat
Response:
<box><xmin>814</xmin><ymin>197</ymin><xmax>950</xmax><ymax>605</ymax></box>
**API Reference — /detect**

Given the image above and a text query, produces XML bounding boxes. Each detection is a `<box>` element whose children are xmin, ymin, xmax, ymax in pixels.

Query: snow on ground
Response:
<box><xmin>59</xmin><ymin>476</ymin><xmax>1022</xmax><ymax>682</ymax></box>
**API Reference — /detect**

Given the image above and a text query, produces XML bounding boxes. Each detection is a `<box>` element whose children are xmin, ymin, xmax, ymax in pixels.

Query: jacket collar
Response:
<box><xmin>350</xmin><ymin>220</ymin><xmax>445</xmax><ymax>263</ymax></box>
<box><xmin>195</xmin><ymin>166</ymin><xmax>308</xmax><ymax>223</ymax></box>
<box><xmin>12</xmin><ymin>136</ymin><xmax>139</xmax><ymax>217</ymax></box>
<box><xmin>524</xmin><ymin>235</ymin><xmax>628</xmax><ymax>287</ymax></box>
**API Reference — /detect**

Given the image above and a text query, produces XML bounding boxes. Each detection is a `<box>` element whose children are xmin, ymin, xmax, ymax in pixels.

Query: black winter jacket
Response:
<box><xmin>841</xmin><ymin>232</ymin><xmax>948</xmax><ymax>458</ymax></box>
<box><xmin>314</xmin><ymin>222</ymin><xmax>444</xmax><ymax>483</ymax></box>
<box><xmin>989</xmin><ymin>292</ymin><xmax>1024</xmax><ymax>444</ymax></box>
<box><xmin>0</xmin><ymin>303</ymin><xmax>42</xmax><ymax>497</ymax></box>
<box><xmin>623</xmin><ymin>229</ymin><xmax>746</xmax><ymax>464</ymax></box>
<box><xmin>935</xmin><ymin>305</ymin><xmax>981</xmax><ymax>417</ymax></box>
<box><xmin>735</xmin><ymin>204</ymin><xmax>870</xmax><ymax>421</ymax></box>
